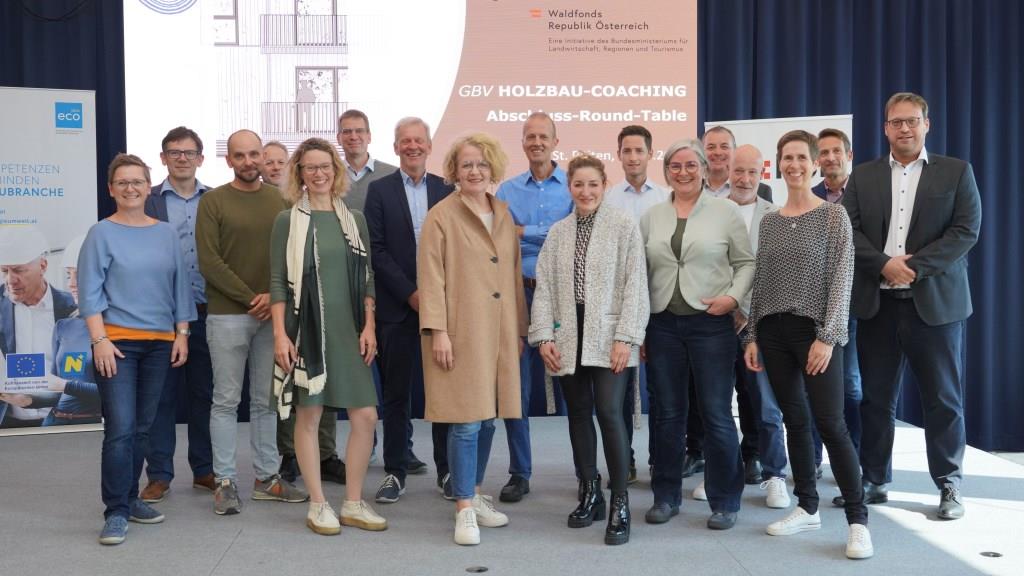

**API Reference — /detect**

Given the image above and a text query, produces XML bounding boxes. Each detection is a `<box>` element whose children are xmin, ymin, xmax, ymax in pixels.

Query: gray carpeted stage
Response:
<box><xmin>1</xmin><ymin>417</ymin><xmax>1021</xmax><ymax>576</ymax></box>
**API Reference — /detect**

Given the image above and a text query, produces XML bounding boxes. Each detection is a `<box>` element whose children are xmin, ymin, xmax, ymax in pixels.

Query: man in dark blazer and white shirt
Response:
<box><xmin>842</xmin><ymin>92</ymin><xmax>981</xmax><ymax>520</ymax></box>
<box><xmin>364</xmin><ymin>117</ymin><xmax>453</xmax><ymax>504</ymax></box>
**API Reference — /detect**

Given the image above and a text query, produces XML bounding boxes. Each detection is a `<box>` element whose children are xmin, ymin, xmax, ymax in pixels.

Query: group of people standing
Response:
<box><xmin>68</xmin><ymin>91</ymin><xmax>980</xmax><ymax>561</ymax></box>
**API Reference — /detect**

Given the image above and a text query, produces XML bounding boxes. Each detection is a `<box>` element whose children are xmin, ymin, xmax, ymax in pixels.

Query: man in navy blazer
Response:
<box><xmin>810</xmin><ymin>128</ymin><xmax>863</xmax><ymax>483</ymax></box>
<box><xmin>139</xmin><ymin>126</ymin><xmax>217</xmax><ymax>499</ymax></box>
<box><xmin>364</xmin><ymin>117</ymin><xmax>453</xmax><ymax>503</ymax></box>
<box><xmin>842</xmin><ymin>93</ymin><xmax>981</xmax><ymax>520</ymax></box>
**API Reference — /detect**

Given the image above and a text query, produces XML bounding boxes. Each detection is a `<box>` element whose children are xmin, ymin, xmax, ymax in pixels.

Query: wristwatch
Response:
<box><xmin>177</xmin><ymin>328</ymin><xmax>191</xmax><ymax>337</ymax></box>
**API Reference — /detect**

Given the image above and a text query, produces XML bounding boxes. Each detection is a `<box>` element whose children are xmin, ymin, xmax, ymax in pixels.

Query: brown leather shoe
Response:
<box><xmin>193</xmin><ymin>473</ymin><xmax>216</xmax><ymax>492</ymax></box>
<box><xmin>141</xmin><ymin>480</ymin><xmax>170</xmax><ymax>503</ymax></box>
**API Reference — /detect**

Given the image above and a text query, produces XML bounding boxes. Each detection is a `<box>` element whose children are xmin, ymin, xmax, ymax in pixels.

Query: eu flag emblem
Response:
<box><xmin>6</xmin><ymin>353</ymin><xmax>46</xmax><ymax>378</ymax></box>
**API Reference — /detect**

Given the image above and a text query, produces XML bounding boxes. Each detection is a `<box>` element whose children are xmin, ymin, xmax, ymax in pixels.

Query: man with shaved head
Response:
<box><xmin>197</xmin><ymin>129</ymin><xmax>306</xmax><ymax>515</ymax></box>
<box><xmin>728</xmin><ymin>145</ymin><xmax>789</xmax><ymax>508</ymax></box>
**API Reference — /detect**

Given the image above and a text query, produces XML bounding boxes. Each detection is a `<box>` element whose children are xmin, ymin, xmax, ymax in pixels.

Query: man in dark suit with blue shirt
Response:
<box><xmin>140</xmin><ymin>126</ymin><xmax>216</xmax><ymax>501</ymax></box>
<box><xmin>364</xmin><ymin>117</ymin><xmax>453</xmax><ymax>504</ymax></box>
<box><xmin>810</xmin><ymin>128</ymin><xmax>862</xmax><ymax>483</ymax></box>
<box><xmin>842</xmin><ymin>93</ymin><xmax>981</xmax><ymax>520</ymax></box>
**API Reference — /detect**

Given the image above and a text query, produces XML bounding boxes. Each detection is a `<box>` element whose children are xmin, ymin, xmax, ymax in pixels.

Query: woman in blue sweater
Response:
<box><xmin>77</xmin><ymin>154</ymin><xmax>195</xmax><ymax>545</ymax></box>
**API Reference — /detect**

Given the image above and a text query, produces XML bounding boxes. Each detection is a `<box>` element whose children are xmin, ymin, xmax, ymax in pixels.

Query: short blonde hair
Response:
<box><xmin>284</xmin><ymin>138</ymin><xmax>349</xmax><ymax>204</ymax></box>
<box><xmin>442</xmin><ymin>133</ymin><xmax>508</xmax><ymax>186</ymax></box>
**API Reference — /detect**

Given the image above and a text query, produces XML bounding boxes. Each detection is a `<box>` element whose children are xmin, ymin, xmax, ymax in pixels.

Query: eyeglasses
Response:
<box><xmin>112</xmin><ymin>179</ymin><xmax>148</xmax><ymax>190</ymax></box>
<box><xmin>886</xmin><ymin>117</ymin><xmax>923</xmax><ymax>129</ymax></box>
<box><xmin>164</xmin><ymin>149</ymin><xmax>200</xmax><ymax>160</ymax></box>
<box><xmin>340</xmin><ymin>128</ymin><xmax>367</xmax><ymax>136</ymax></box>
<box><xmin>667</xmin><ymin>161</ymin><xmax>701</xmax><ymax>173</ymax></box>
<box><xmin>301</xmin><ymin>163</ymin><xmax>334</xmax><ymax>175</ymax></box>
<box><xmin>459</xmin><ymin>161</ymin><xmax>491</xmax><ymax>172</ymax></box>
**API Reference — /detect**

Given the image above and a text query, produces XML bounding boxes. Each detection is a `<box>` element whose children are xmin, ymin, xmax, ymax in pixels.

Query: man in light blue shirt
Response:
<box><xmin>495</xmin><ymin>112</ymin><xmax>572</xmax><ymax>503</ymax></box>
<box><xmin>141</xmin><ymin>126</ymin><xmax>216</xmax><ymax>502</ymax></box>
<box><xmin>603</xmin><ymin>125</ymin><xmax>668</xmax><ymax>484</ymax></box>
<box><xmin>605</xmin><ymin>125</ymin><xmax>669</xmax><ymax>222</ymax></box>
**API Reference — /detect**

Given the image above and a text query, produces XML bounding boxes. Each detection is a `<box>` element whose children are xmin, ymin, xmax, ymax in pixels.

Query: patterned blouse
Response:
<box><xmin>746</xmin><ymin>202</ymin><xmax>854</xmax><ymax>346</ymax></box>
<box><xmin>574</xmin><ymin>209</ymin><xmax>597</xmax><ymax>304</ymax></box>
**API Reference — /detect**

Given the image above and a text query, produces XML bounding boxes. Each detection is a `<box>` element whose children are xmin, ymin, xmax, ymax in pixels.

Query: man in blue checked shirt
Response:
<box><xmin>495</xmin><ymin>112</ymin><xmax>573</xmax><ymax>503</ymax></box>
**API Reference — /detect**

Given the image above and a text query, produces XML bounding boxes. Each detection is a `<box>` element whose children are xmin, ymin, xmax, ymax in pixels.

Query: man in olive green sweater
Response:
<box><xmin>197</xmin><ymin>129</ymin><xmax>307</xmax><ymax>516</ymax></box>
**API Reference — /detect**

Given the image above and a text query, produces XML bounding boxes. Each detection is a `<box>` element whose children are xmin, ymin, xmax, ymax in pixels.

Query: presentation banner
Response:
<box><xmin>0</xmin><ymin>86</ymin><xmax>100</xmax><ymax>435</ymax></box>
<box><xmin>705</xmin><ymin>114</ymin><xmax>853</xmax><ymax>205</ymax></box>
<box><xmin>125</xmin><ymin>0</ymin><xmax>697</xmax><ymax>186</ymax></box>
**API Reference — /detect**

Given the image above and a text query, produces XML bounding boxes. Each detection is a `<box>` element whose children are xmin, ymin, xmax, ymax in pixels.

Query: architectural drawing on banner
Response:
<box><xmin>211</xmin><ymin>0</ymin><xmax>352</xmax><ymax>157</ymax></box>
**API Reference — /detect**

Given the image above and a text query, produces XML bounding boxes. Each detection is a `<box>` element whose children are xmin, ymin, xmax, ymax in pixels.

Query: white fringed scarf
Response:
<box><xmin>273</xmin><ymin>192</ymin><xmax>367</xmax><ymax>419</ymax></box>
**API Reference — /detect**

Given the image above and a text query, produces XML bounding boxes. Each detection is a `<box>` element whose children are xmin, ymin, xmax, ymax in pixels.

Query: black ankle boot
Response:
<box><xmin>605</xmin><ymin>491</ymin><xmax>630</xmax><ymax>545</ymax></box>
<box><xmin>568</xmin><ymin>477</ymin><xmax>606</xmax><ymax>528</ymax></box>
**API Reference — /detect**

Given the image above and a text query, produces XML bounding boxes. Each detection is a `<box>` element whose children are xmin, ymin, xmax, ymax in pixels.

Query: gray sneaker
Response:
<box><xmin>214</xmin><ymin>479</ymin><xmax>242</xmax><ymax>515</ymax></box>
<box><xmin>129</xmin><ymin>499</ymin><xmax>165</xmax><ymax>524</ymax></box>
<box><xmin>253</xmin><ymin>474</ymin><xmax>309</xmax><ymax>503</ymax></box>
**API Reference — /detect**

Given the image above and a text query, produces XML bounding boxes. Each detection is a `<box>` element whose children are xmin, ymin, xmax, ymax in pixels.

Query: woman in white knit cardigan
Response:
<box><xmin>529</xmin><ymin>154</ymin><xmax>649</xmax><ymax>545</ymax></box>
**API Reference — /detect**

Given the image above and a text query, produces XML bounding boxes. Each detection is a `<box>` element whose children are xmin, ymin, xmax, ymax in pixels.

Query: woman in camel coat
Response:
<box><xmin>417</xmin><ymin>133</ymin><xmax>527</xmax><ymax>546</ymax></box>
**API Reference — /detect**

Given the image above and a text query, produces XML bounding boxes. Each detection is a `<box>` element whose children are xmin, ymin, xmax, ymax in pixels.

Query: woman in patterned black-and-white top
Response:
<box><xmin>743</xmin><ymin>130</ymin><xmax>872</xmax><ymax>560</ymax></box>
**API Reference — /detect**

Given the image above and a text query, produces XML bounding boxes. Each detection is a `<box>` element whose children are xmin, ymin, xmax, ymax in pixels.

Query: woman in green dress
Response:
<box><xmin>270</xmin><ymin>138</ymin><xmax>382</xmax><ymax>535</ymax></box>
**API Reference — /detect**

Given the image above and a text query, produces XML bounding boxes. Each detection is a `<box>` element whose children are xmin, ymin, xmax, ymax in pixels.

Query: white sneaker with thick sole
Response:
<box><xmin>766</xmin><ymin>507</ymin><xmax>821</xmax><ymax>536</ymax></box>
<box><xmin>693</xmin><ymin>480</ymin><xmax>707</xmax><ymax>501</ymax></box>
<box><xmin>472</xmin><ymin>494</ymin><xmax>509</xmax><ymax>527</ymax></box>
<box><xmin>340</xmin><ymin>499</ymin><xmax>387</xmax><ymax>531</ymax></box>
<box><xmin>761</xmin><ymin>476</ymin><xmax>791</xmax><ymax>509</ymax></box>
<box><xmin>846</xmin><ymin>523</ymin><xmax>874</xmax><ymax>559</ymax></box>
<box><xmin>454</xmin><ymin>507</ymin><xmax>480</xmax><ymax>545</ymax></box>
<box><xmin>306</xmin><ymin>501</ymin><xmax>341</xmax><ymax>535</ymax></box>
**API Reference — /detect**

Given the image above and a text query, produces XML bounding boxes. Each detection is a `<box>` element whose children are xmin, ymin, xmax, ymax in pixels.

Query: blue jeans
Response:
<box><xmin>813</xmin><ymin>316</ymin><xmax>862</xmax><ymax>467</ymax></box>
<box><xmin>503</xmin><ymin>286</ymin><xmax>539</xmax><ymax>480</ymax></box>
<box><xmin>646</xmin><ymin>311</ymin><xmax>743</xmax><ymax>512</ymax></box>
<box><xmin>448</xmin><ymin>419</ymin><xmax>497</xmax><ymax>500</ymax></box>
<box><xmin>97</xmin><ymin>340</ymin><xmax>172</xmax><ymax>519</ymax></box>
<box><xmin>207</xmin><ymin>315</ymin><xmax>279</xmax><ymax>482</ymax></box>
<box><xmin>738</xmin><ymin>341</ymin><xmax>787</xmax><ymax>478</ymax></box>
<box><xmin>146</xmin><ymin>313</ymin><xmax>214</xmax><ymax>481</ymax></box>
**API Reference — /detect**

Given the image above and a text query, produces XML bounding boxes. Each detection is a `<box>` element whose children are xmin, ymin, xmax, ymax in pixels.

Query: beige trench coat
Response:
<box><xmin>417</xmin><ymin>192</ymin><xmax>528</xmax><ymax>423</ymax></box>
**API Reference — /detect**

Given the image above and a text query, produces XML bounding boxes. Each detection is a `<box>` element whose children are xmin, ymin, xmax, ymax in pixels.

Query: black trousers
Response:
<box><xmin>758</xmin><ymin>313</ymin><xmax>867</xmax><ymax>525</ymax></box>
<box><xmin>858</xmin><ymin>293</ymin><xmax>965</xmax><ymax>489</ymax></box>
<box><xmin>378</xmin><ymin>315</ymin><xmax>449</xmax><ymax>482</ymax></box>
<box><xmin>561</xmin><ymin>305</ymin><xmax>631</xmax><ymax>493</ymax></box>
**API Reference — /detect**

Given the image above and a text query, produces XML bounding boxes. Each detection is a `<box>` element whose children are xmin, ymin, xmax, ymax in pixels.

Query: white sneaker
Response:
<box><xmin>340</xmin><ymin>499</ymin><xmax>387</xmax><ymax>531</ymax></box>
<box><xmin>846</xmin><ymin>523</ymin><xmax>874</xmax><ymax>559</ymax></box>
<box><xmin>454</xmin><ymin>507</ymin><xmax>480</xmax><ymax>545</ymax></box>
<box><xmin>766</xmin><ymin>507</ymin><xmax>821</xmax><ymax>536</ymax></box>
<box><xmin>472</xmin><ymin>494</ymin><xmax>509</xmax><ymax>527</ymax></box>
<box><xmin>306</xmin><ymin>501</ymin><xmax>341</xmax><ymax>535</ymax></box>
<box><xmin>761</xmin><ymin>477</ymin><xmax>791</xmax><ymax>509</ymax></box>
<box><xmin>693</xmin><ymin>480</ymin><xmax>707</xmax><ymax>501</ymax></box>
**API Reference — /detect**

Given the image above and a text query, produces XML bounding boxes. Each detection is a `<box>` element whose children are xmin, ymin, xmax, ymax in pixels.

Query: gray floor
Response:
<box><xmin>1</xmin><ymin>417</ymin><xmax>1022</xmax><ymax>576</ymax></box>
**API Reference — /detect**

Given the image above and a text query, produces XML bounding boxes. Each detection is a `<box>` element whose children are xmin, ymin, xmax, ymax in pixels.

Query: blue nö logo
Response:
<box><xmin>55</xmin><ymin>102</ymin><xmax>84</xmax><ymax>129</ymax></box>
